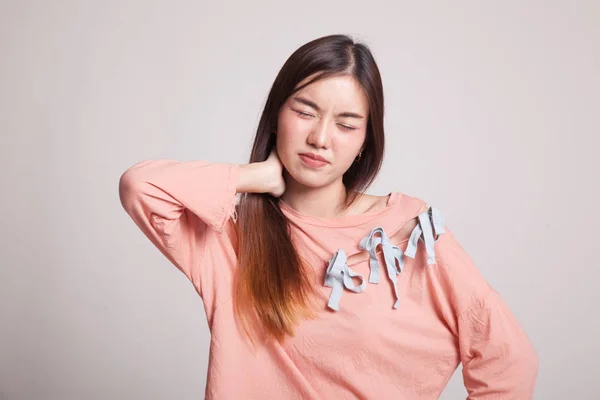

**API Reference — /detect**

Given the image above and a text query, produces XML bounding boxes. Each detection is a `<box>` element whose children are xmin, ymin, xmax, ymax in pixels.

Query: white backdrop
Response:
<box><xmin>1</xmin><ymin>1</ymin><xmax>599</xmax><ymax>399</ymax></box>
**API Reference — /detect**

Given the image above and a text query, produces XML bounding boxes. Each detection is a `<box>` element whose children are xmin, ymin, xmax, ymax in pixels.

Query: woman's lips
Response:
<box><xmin>299</xmin><ymin>154</ymin><xmax>328</xmax><ymax>168</ymax></box>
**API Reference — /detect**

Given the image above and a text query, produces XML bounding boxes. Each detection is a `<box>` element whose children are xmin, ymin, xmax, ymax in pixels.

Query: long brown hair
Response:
<box><xmin>234</xmin><ymin>34</ymin><xmax>386</xmax><ymax>344</ymax></box>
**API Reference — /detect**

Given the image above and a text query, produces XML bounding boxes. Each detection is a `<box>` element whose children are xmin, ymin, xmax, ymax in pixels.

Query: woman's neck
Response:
<box><xmin>279</xmin><ymin>178</ymin><xmax>348</xmax><ymax>219</ymax></box>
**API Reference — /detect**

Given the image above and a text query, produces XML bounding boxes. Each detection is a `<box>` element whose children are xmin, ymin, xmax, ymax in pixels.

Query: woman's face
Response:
<box><xmin>276</xmin><ymin>74</ymin><xmax>369</xmax><ymax>189</ymax></box>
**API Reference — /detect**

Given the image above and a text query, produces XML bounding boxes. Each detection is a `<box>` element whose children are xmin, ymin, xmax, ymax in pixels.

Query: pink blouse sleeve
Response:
<box><xmin>118</xmin><ymin>160</ymin><xmax>239</xmax><ymax>286</ymax></box>
<box><xmin>434</xmin><ymin>231</ymin><xmax>539</xmax><ymax>399</ymax></box>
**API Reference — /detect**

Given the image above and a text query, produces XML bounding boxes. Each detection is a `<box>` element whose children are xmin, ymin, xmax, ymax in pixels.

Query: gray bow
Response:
<box><xmin>405</xmin><ymin>206</ymin><xmax>446</xmax><ymax>265</ymax></box>
<box><xmin>359</xmin><ymin>227</ymin><xmax>405</xmax><ymax>308</ymax></box>
<box><xmin>324</xmin><ymin>248</ymin><xmax>366</xmax><ymax>311</ymax></box>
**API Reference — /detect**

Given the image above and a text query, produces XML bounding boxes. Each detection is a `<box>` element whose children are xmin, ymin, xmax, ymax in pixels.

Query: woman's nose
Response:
<box><xmin>307</xmin><ymin>121</ymin><xmax>332</xmax><ymax>149</ymax></box>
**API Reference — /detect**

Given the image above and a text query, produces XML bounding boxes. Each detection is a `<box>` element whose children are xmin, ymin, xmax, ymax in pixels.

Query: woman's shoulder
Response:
<box><xmin>391</xmin><ymin>191</ymin><xmax>429</xmax><ymax>213</ymax></box>
<box><xmin>385</xmin><ymin>191</ymin><xmax>430</xmax><ymax>237</ymax></box>
<box><xmin>352</xmin><ymin>192</ymin><xmax>391</xmax><ymax>214</ymax></box>
<box><xmin>351</xmin><ymin>190</ymin><xmax>426</xmax><ymax>215</ymax></box>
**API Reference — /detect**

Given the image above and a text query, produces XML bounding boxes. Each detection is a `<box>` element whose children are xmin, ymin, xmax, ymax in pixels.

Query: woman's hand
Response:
<box><xmin>236</xmin><ymin>148</ymin><xmax>286</xmax><ymax>197</ymax></box>
<box><xmin>263</xmin><ymin>149</ymin><xmax>286</xmax><ymax>197</ymax></box>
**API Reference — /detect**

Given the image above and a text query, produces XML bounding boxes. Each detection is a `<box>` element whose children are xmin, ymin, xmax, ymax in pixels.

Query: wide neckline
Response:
<box><xmin>278</xmin><ymin>191</ymin><xmax>402</xmax><ymax>228</ymax></box>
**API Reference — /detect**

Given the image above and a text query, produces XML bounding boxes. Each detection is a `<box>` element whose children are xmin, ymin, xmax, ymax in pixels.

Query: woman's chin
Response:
<box><xmin>286</xmin><ymin>166</ymin><xmax>333</xmax><ymax>189</ymax></box>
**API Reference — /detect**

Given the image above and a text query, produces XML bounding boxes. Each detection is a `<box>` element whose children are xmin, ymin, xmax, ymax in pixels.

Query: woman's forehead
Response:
<box><xmin>294</xmin><ymin>75</ymin><xmax>369</xmax><ymax>113</ymax></box>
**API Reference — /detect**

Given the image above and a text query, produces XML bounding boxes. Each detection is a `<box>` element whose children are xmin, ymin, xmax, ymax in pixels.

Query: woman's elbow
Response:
<box><xmin>118</xmin><ymin>163</ymin><xmax>148</xmax><ymax>212</ymax></box>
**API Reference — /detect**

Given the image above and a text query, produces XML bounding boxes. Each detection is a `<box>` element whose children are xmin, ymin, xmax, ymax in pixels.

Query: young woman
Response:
<box><xmin>119</xmin><ymin>34</ymin><xmax>538</xmax><ymax>399</ymax></box>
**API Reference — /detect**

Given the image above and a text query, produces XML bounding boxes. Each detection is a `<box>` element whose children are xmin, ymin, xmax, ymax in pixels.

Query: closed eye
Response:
<box><xmin>294</xmin><ymin>109</ymin><xmax>357</xmax><ymax>131</ymax></box>
<box><xmin>295</xmin><ymin>110</ymin><xmax>314</xmax><ymax>118</ymax></box>
<box><xmin>338</xmin><ymin>124</ymin><xmax>357</xmax><ymax>131</ymax></box>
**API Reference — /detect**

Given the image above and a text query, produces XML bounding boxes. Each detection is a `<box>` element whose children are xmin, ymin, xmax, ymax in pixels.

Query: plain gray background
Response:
<box><xmin>1</xmin><ymin>1</ymin><xmax>599</xmax><ymax>399</ymax></box>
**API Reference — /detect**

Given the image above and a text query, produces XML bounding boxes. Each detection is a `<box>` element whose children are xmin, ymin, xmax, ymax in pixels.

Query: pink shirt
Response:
<box><xmin>119</xmin><ymin>159</ymin><xmax>538</xmax><ymax>399</ymax></box>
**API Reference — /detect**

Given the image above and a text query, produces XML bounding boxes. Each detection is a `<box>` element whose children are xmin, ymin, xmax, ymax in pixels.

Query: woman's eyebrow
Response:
<box><xmin>292</xmin><ymin>96</ymin><xmax>365</xmax><ymax>119</ymax></box>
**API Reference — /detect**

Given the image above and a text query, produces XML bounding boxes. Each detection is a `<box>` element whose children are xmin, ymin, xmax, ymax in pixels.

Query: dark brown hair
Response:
<box><xmin>234</xmin><ymin>34</ymin><xmax>385</xmax><ymax>344</ymax></box>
